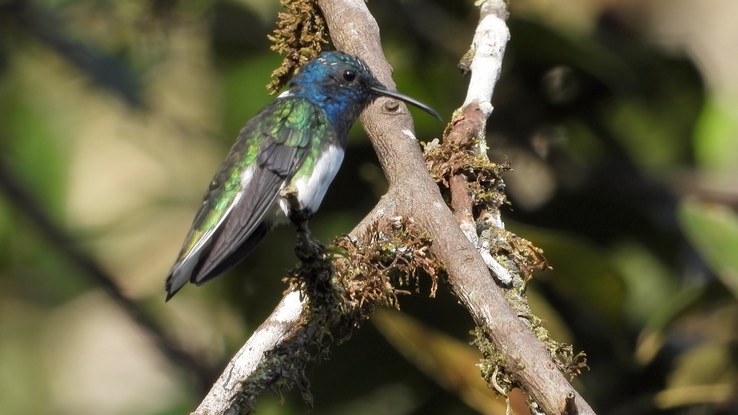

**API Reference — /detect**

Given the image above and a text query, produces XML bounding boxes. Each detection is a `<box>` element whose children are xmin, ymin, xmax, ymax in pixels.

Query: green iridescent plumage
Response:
<box><xmin>167</xmin><ymin>98</ymin><xmax>333</xmax><ymax>297</ymax></box>
<box><xmin>164</xmin><ymin>51</ymin><xmax>439</xmax><ymax>300</ymax></box>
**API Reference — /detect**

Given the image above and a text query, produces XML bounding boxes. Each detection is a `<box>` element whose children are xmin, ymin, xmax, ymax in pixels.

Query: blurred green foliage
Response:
<box><xmin>0</xmin><ymin>1</ymin><xmax>736</xmax><ymax>414</ymax></box>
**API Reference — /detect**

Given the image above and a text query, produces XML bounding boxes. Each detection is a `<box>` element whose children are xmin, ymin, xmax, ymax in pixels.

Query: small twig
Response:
<box><xmin>437</xmin><ymin>1</ymin><xmax>594</xmax><ymax>413</ymax></box>
<box><xmin>449</xmin><ymin>0</ymin><xmax>512</xmax><ymax>283</ymax></box>
<box><xmin>463</xmin><ymin>0</ymin><xmax>509</xmax><ymax>111</ymax></box>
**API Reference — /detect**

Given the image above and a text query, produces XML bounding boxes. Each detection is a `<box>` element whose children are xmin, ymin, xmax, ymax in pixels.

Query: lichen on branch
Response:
<box><xmin>424</xmin><ymin>99</ymin><xmax>587</xmax><ymax>400</ymax></box>
<box><xmin>257</xmin><ymin>217</ymin><xmax>442</xmax><ymax>407</ymax></box>
<box><xmin>267</xmin><ymin>0</ymin><xmax>330</xmax><ymax>93</ymax></box>
<box><xmin>285</xmin><ymin>216</ymin><xmax>442</xmax><ymax>323</ymax></box>
<box><xmin>333</xmin><ymin>216</ymin><xmax>442</xmax><ymax>306</ymax></box>
<box><xmin>424</xmin><ymin>105</ymin><xmax>510</xmax><ymax>215</ymax></box>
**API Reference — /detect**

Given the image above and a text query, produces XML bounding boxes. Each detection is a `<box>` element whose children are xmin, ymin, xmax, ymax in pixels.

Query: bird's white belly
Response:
<box><xmin>279</xmin><ymin>145</ymin><xmax>344</xmax><ymax>215</ymax></box>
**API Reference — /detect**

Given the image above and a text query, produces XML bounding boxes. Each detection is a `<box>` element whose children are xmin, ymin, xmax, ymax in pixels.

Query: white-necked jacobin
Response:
<box><xmin>165</xmin><ymin>51</ymin><xmax>439</xmax><ymax>300</ymax></box>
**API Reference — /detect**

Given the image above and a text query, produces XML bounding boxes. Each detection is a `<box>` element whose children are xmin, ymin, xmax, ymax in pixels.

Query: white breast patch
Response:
<box><xmin>279</xmin><ymin>144</ymin><xmax>344</xmax><ymax>215</ymax></box>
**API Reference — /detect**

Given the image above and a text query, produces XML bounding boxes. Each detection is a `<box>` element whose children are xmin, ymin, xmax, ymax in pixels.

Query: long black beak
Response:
<box><xmin>370</xmin><ymin>86</ymin><xmax>441</xmax><ymax>120</ymax></box>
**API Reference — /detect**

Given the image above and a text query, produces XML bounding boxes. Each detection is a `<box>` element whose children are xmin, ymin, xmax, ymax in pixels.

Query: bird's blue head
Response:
<box><xmin>287</xmin><ymin>51</ymin><xmax>439</xmax><ymax>137</ymax></box>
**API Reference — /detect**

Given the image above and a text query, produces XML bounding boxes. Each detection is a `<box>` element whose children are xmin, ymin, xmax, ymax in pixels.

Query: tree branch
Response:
<box><xmin>195</xmin><ymin>291</ymin><xmax>304</xmax><ymax>414</ymax></box>
<box><xmin>193</xmin><ymin>0</ymin><xmax>597</xmax><ymax>414</ymax></box>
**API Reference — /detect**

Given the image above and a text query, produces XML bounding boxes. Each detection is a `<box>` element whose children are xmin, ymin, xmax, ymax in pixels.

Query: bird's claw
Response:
<box><xmin>295</xmin><ymin>234</ymin><xmax>325</xmax><ymax>261</ymax></box>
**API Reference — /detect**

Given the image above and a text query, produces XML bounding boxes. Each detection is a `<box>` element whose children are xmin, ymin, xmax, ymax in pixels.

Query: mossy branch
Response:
<box><xmin>267</xmin><ymin>0</ymin><xmax>329</xmax><ymax>93</ymax></box>
<box><xmin>195</xmin><ymin>1</ymin><xmax>598</xmax><ymax>414</ymax></box>
<box><xmin>195</xmin><ymin>217</ymin><xmax>442</xmax><ymax>414</ymax></box>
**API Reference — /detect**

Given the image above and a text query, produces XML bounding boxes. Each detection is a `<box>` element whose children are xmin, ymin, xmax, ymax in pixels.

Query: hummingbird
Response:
<box><xmin>164</xmin><ymin>51</ymin><xmax>439</xmax><ymax>300</ymax></box>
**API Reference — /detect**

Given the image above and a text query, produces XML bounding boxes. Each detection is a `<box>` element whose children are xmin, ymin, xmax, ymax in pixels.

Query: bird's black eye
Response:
<box><xmin>343</xmin><ymin>70</ymin><xmax>356</xmax><ymax>82</ymax></box>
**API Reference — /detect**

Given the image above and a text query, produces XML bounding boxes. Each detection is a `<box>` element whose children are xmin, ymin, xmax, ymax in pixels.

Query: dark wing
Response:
<box><xmin>165</xmin><ymin>97</ymin><xmax>328</xmax><ymax>299</ymax></box>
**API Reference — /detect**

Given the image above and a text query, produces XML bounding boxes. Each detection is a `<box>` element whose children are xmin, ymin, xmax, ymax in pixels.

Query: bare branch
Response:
<box><xmin>463</xmin><ymin>0</ymin><xmax>509</xmax><ymax>111</ymax></box>
<box><xmin>195</xmin><ymin>291</ymin><xmax>305</xmax><ymax>414</ymax></box>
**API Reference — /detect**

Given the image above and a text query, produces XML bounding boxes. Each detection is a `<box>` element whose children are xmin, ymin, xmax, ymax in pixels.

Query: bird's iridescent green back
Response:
<box><xmin>166</xmin><ymin>97</ymin><xmax>334</xmax><ymax>293</ymax></box>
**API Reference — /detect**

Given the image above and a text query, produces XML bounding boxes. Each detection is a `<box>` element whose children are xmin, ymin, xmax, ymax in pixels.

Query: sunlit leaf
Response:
<box><xmin>678</xmin><ymin>199</ymin><xmax>738</xmax><ymax>299</ymax></box>
<box><xmin>694</xmin><ymin>95</ymin><xmax>738</xmax><ymax>173</ymax></box>
<box><xmin>512</xmin><ymin>223</ymin><xmax>628</xmax><ymax>328</ymax></box>
<box><xmin>373</xmin><ymin>309</ymin><xmax>524</xmax><ymax>415</ymax></box>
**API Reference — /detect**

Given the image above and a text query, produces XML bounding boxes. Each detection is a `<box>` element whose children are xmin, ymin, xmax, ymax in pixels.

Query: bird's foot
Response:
<box><xmin>281</xmin><ymin>185</ymin><xmax>326</xmax><ymax>261</ymax></box>
<box><xmin>294</xmin><ymin>220</ymin><xmax>325</xmax><ymax>261</ymax></box>
<box><xmin>281</xmin><ymin>186</ymin><xmax>312</xmax><ymax>227</ymax></box>
<box><xmin>295</xmin><ymin>234</ymin><xmax>325</xmax><ymax>262</ymax></box>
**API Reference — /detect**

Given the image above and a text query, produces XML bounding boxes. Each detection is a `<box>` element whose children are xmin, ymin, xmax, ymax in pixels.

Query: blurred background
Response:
<box><xmin>0</xmin><ymin>0</ymin><xmax>736</xmax><ymax>414</ymax></box>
